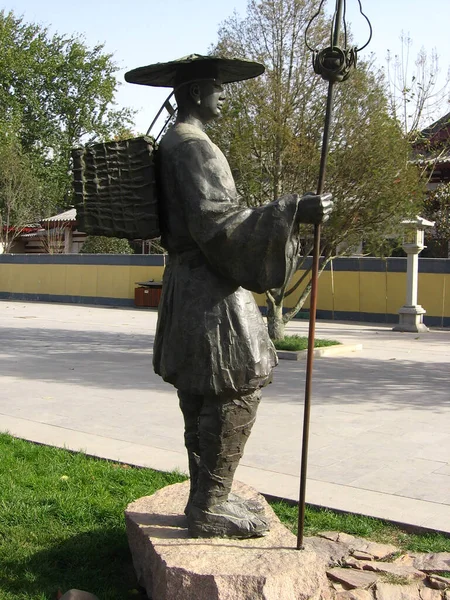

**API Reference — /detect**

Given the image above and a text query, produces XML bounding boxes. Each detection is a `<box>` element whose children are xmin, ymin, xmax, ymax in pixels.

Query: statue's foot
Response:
<box><xmin>228</xmin><ymin>492</ymin><xmax>265</xmax><ymax>516</ymax></box>
<box><xmin>184</xmin><ymin>492</ymin><xmax>265</xmax><ymax>517</ymax></box>
<box><xmin>187</xmin><ymin>501</ymin><xmax>269</xmax><ymax>539</ymax></box>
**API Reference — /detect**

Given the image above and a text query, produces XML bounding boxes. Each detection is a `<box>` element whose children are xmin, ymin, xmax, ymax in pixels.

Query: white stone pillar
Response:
<box><xmin>406</xmin><ymin>248</ymin><xmax>418</xmax><ymax>306</ymax></box>
<box><xmin>393</xmin><ymin>216</ymin><xmax>434</xmax><ymax>333</ymax></box>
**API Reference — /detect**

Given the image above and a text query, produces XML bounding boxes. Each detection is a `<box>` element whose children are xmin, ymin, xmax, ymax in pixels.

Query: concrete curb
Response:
<box><xmin>277</xmin><ymin>343</ymin><xmax>363</xmax><ymax>361</ymax></box>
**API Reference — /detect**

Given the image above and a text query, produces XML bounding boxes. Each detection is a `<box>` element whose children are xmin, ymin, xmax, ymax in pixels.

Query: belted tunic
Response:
<box><xmin>153</xmin><ymin>122</ymin><xmax>302</xmax><ymax>395</ymax></box>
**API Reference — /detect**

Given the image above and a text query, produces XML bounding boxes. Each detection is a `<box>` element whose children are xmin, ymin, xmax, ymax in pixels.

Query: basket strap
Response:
<box><xmin>146</xmin><ymin>91</ymin><xmax>177</xmax><ymax>140</ymax></box>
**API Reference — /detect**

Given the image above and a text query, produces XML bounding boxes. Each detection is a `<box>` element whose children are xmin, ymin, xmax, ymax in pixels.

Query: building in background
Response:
<box><xmin>5</xmin><ymin>209</ymin><xmax>87</xmax><ymax>254</ymax></box>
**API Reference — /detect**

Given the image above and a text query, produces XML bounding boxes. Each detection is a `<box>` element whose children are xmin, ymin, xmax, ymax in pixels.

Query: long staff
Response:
<box><xmin>297</xmin><ymin>0</ymin><xmax>371</xmax><ymax>550</ymax></box>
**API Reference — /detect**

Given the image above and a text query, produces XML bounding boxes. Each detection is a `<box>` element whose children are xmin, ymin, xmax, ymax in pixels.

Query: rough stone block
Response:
<box><xmin>427</xmin><ymin>575</ymin><xmax>450</xmax><ymax>591</ymax></box>
<box><xmin>318</xmin><ymin>532</ymin><xmax>399</xmax><ymax>560</ymax></box>
<box><xmin>59</xmin><ymin>591</ymin><xmax>99</xmax><ymax>600</ymax></box>
<box><xmin>125</xmin><ymin>481</ymin><xmax>333</xmax><ymax>600</ymax></box>
<box><xmin>409</xmin><ymin>554</ymin><xmax>450</xmax><ymax>574</ymax></box>
<box><xmin>375</xmin><ymin>583</ymin><xmax>442</xmax><ymax>600</ymax></box>
<box><xmin>326</xmin><ymin>567</ymin><xmax>380</xmax><ymax>589</ymax></box>
<box><xmin>353</xmin><ymin>551</ymin><xmax>377</xmax><ymax>561</ymax></box>
<box><xmin>375</xmin><ymin>583</ymin><xmax>422</xmax><ymax>600</ymax></box>
<box><xmin>335</xmin><ymin>590</ymin><xmax>375</xmax><ymax>600</ymax></box>
<box><xmin>305</xmin><ymin>535</ymin><xmax>353</xmax><ymax>565</ymax></box>
<box><xmin>344</xmin><ymin>557</ymin><xmax>425</xmax><ymax>581</ymax></box>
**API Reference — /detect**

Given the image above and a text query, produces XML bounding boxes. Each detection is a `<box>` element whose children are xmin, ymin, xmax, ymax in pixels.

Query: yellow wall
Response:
<box><xmin>418</xmin><ymin>273</ymin><xmax>446</xmax><ymax>317</ymax></box>
<box><xmin>359</xmin><ymin>272</ymin><xmax>387</xmax><ymax>315</ymax></box>
<box><xmin>0</xmin><ymin>262</ymin><xmax>163</xmax><ymax>300</ymax></box>
<box><xmin>273</xmin><ymin>265</ymin><xmax>449</xmax><ymax>322</ymax></box>
<box><xmin>1</xmin><ymin>258</ymin><xmax>449</xmax><ymax>323</ymax></box>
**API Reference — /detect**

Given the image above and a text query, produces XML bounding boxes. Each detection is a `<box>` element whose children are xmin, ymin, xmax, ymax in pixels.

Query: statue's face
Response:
<box><xmin>195</xmin><ymin>79</ymin><xmax>226</xmax><ymax>122</ymax></box>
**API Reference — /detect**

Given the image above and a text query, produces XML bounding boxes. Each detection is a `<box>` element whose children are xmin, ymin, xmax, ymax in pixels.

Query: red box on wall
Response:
<box><xmin>134</xmin><ymin>284</ymin><xmax>162</xmax><ymax>308</ymax></box>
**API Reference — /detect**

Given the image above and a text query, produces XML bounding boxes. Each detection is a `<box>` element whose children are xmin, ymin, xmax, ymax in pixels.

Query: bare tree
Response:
<box><xmin>386</xmin><ymin>33</ymin><xmax>450</xmax><ymax>141</ymax></box>
<box><xmin>386</xmin><ymin>34</ymin><xmax>450</xmax><ymax>258</ymax></box>
<box><xmin>39</xmin><ymin>223</ymin><xmax>69</xmax><ymax>254</ymax></box>
<box><xmin>211</xmin><ymin>0</ymin><xmax>423</xmax><ymax>340</ymax></box>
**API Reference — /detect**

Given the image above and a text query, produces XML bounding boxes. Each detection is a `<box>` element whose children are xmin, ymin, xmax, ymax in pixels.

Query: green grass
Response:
<box><xmin>273</xmin><ymin>335</ymin><xmax>340</xmax><ymax>352</ymax></box>
<box><xmin>0</xmin><ymin>433</ymin><xmax>186</xmax><ymax>600</ymax></box>
<box><xmin>0</xmin><ymin>433</ymin><xmax>449</xmax><ymax>600</ymax></box>
<box><xmin>270</xmin><ymin>500</ymin><xmax>450</xmax><ymax>553</ymax></box>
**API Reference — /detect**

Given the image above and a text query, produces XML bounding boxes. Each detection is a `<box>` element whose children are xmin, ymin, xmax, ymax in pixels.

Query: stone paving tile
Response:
<box><xmin>371</xmin><ymin>420</ymin><xmax>450</xmax><ymax>437</ymax></box>
<box><xmin>112</xmin><ymin>442</ymin><xmax>187</xmax><ymax>474</ymax></box>
<box><xmin>434</xmin><ymin>464</ymin><xmax>450</xmax><ymax>476</ymax></box>
<box><xmin>309</xmin><ymin>454</ymin><xmax>441</xmax><ymax>489</ymax></box>
<box><xmin>307</xmin><ymin>440</ymin><xmax>392</xmax><ymax>466</ymax></box>
<box><xmin>308</xmin><ymin>421</ymin><xmax>380</xmax><ymax>439</ymax></box>
<box><xmin>345</xmin><ymin>472</ymin><xmax>423</xmax><ymax>496</ymax></box>
<box><xmin>415</xmin><ymin>444</ymin><xmax>450</xmax><ymax>463</ymax></box>
<box><xmin>0</xmin><ymin>415</ymin><xmax>134</xmax><ymax>457</ymax></box>
<box><xmin>395</xmin><ymin>473</ymin><xmax>450</xmax><ymax>505</ymax></box>
<box><xmin>349</xmin><ymin>459</ymin><xmax>448</xmax><ymax>495</ymax></box>
<box><xmin>420</xmin><ymin>504</ymin><xmax>450</xmax><ymax>533</ymax></box>
<box><xmin>399</xmin><ymin>431</ymin><xmax>450</xmax><ymax>446</ymax></box>
<box><xmin>307</xmin><ymin>448</ymin><xmax>373</xmax><ymax>468</ymax></box>
<box><xmin>309</xmin><ymin>454</ymin><xmax>392</xmax><ymax>482</ymax></box>
<box><xmin>306</xmin><ymin>479</ymin><xmax>450</xmax><ymax>532</ymax></box>
<box><xmin>307</xmin><ymin>461</ymin><xmax>383</xmax><ymax>486</ymax></box>
<box><xmin>316</xmin><ymin>432</ymin><xmax>404</xmax><ymax>453</ymax></box>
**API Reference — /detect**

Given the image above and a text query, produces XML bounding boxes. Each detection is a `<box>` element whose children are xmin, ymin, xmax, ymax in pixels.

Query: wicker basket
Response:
<box><xmin>72</xmin><ymin>136</ymin><xmax>160</xmax><ymax>240</ymax></box>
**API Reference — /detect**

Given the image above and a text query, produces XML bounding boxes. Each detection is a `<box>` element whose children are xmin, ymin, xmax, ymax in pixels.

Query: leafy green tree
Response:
<box><xmin>0</xmin><ymin>132</ymin><xmax>44</xmax><ymax>253</ymax></box>
<box><xmin>80</xmin><ymin>236</ymin><xmax>134</xmax><ymax>254</ymax></box>
<box><xmin>210</xmin><ymin>0</ymin><xmax>423</xmax><ymax>340</ymax></box>
<box><xmin>0</xmin><ymin>10</ymin><xmax>135</xmax><ymax>216</ymax></box>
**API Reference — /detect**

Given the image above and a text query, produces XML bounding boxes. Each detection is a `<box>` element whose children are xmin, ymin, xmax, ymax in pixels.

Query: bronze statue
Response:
<box><xmin>125</xmin><ymin>55</ymin><xmax>333</xmax><ymax>539</ymax></box>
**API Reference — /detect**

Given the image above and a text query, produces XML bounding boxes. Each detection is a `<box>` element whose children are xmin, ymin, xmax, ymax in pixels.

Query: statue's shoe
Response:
<box><xmin>187</xmin><ymin>501</ymin><xmax>269</xmax><ymax>539</ymax></box>
<box><xmin>184</xmin><ymin>492</ymin><xmax>265</xmax><ymax>517</ymax></box>
<box><xmin>228</xmin><ymin>492</ymin><xmax>265</xmax><ymax>516</ymax></box>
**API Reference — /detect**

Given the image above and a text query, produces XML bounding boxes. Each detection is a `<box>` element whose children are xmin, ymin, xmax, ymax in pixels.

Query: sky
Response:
<box><xmin>4</xmin><ymin>0</ymin><xmax>450</xmax><ymax>134</ymax></box>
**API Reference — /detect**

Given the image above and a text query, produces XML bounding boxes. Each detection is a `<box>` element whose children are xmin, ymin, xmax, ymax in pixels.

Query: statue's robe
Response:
<box><xmin>153</xmin><ymin>122</ymin><xmax>302</xmax><ymax>396</ymax></box>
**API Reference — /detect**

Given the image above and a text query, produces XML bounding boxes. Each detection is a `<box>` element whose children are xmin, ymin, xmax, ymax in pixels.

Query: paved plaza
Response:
<box><xmin>0</xmin><ymin>300</ymin><xmax>449</xmax><ymax>533</ymax></box>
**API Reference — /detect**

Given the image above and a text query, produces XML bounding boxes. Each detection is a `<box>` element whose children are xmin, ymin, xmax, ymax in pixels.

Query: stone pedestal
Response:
<box><xmin>393</xmin><ymin>305</ymin><xmax>429</xmax><ymax>333</ymax></box>
<box><xmin>125</xmin><ymin>481</ymin><xmax>333</xmax><ymax>600</ymax></box>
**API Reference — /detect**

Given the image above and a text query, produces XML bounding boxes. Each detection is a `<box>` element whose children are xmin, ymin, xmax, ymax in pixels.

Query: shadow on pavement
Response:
<box><xmin>1</xmin><ymin>326</ymin><xmax>164</xmax><ymax>392</ymax></box>
<box><xmin>266</xmin><ymin>355</ymin><xmax>450</xmax><ymax>411</ymax></box>
<box><xmin>2</xmin><ymin>324</ymin><xmax>449</xmax><ymax>410</ymax></box>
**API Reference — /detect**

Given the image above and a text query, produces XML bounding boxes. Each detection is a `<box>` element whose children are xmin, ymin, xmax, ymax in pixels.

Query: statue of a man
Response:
<box><xmin>125</xmin><ymin>55</ymin><xmax>332</xmax><ymax>539</ymax></box>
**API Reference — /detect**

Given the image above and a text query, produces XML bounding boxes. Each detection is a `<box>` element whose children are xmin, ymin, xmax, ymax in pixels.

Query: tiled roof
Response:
<box><xmin>41</xmin><ymin>208</ymin><xmax>77</xmax><ymax>223</ymax></box>
<box><xmin>414</xmin><ymin>154</ymin><xmax>450</xmax><ymax>165</ymax></box>
<box><xmin>21</xmin><ymin>229</ymin><xmax>45</xmax><ymax>238</ymax></box>
<box><xmin>420</xmin><ymin>112</ymin><xmax>450</xmax><ymax>138</ymax></box>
